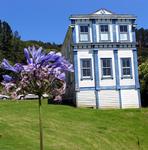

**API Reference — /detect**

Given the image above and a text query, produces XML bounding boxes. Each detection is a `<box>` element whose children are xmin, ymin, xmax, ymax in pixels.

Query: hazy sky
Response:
<box><xmin>0</xmin><ymin>0</ymin><xmax>147</xmax><ymax>43</ymax></box>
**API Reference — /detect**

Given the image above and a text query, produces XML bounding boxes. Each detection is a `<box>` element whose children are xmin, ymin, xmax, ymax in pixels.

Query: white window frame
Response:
<box><xmin>101</xmin><ymin>58</ymin><xmax>113</xmax><ymax>79</ymax></box>
<box><xmin>99</xmin><ymin>24</ymin><xmax>110</xmax><ymax>41</ymax></box>
<box><xmin>80</xmin><ymin>58</ymin><xmax>92</xmax><ymax>80</ymax></box>
<box><xmin>79</xmin><ymin>25</ymin><xmax>90</xmax><ymax>42</ymax></box>
<box><xmin>121</xmin><ymin>58</ymin><xmax>133</xmax><ymax>79</ymax></box>
<box><xmin>119</xmin><ymin>25</ymin><xmax>129</xmax><ymax>41</ymax></box>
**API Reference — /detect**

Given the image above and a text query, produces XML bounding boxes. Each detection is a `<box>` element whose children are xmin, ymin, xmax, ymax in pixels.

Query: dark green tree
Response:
<box><xmin>0</xmin><ymin>21</ymin><xmax>13</xmax><ymax>61</ymax></box>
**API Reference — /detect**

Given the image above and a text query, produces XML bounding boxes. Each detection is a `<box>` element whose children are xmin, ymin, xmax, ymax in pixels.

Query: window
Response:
<box><xmin>120</xmin><ymin>25</ymin><xmax>128</xmax><ymax>33</ymax></box>
<box><xmin>119</xmin><ymin>25</ymin><xmax>128</xmax><ymax>41</ymax></box>
<box><xmin>79</xmin><ymin>25</ymin><xmax>89</xmax><ymax>42</ymax></box>
<box><xmin>121</xmin><ymin>58</ymin><xmax>132</xmax><ymax>78</ymax></box>
<box><xmin>100</xmin><ymin>25</ymin><xmax>110</xmax><ymax>41</ymax></box>
<box><xmin>101</xmin><ymin>58</ymin><xmax>113</xmax><ymax>79</ymax></box>
<box><xmin>81</xmin><ymin>59</ymin><xmax>92</xmax><ymax>79</ymax></box>
<box><xmin>100</xmin><ymin>25</ymin><xmax>108</xmax><ymax>32</ymax></box>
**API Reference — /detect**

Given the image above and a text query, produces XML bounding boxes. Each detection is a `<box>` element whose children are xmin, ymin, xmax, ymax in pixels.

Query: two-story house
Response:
<box><xmin>62</xmin><ymin>9</ymin><xmax>141</xmax><ymax>108</ymax></box>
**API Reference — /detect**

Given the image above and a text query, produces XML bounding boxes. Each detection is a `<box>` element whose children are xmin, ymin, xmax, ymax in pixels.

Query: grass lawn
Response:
<box><xmin>0</xmin><ymin>100</ymin><xmax>148</xmax><ymax>150</ymax></box>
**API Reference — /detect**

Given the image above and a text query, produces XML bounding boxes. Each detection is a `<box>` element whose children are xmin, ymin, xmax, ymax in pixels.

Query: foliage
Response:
<box><xmin>136</xmin><ymin>28</ymin><xmax>148</xmax><ymax>47</ymax></box>
<box><xmin>1</xmin><ymin>46</ymin><xmax>73</xmax><ymax>99</ymax></box>
<box><xmin>0</xmin><ymin>20</ymin><xmax>13</xmax><ymax>61</ymax></box>
<box><xmin>136</xmin><ymin>28</ymin><xmax>148</xmax><ymax>60</ymax></box>
<box><xmin>139</xmin><ymin>60</ymin><xmax>148</xmax><ymax>106</ymax></box>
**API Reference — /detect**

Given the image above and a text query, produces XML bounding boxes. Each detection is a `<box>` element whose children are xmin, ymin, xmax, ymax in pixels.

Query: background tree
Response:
<box><xmin>139</xmin><ymin>60</ymin><xmax>148</xmax><ymax>107</ymax></box>
<box><xmin>0</xmin><ymin>21</ymin><xmax>13</xmax><ymax>61</ymax></box>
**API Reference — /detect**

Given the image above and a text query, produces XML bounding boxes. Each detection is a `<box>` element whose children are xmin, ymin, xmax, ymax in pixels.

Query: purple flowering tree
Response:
<box><xmin>1</xmin><ymin>46</ymin><xmax>73</xmax><ymax>150</ymax></box>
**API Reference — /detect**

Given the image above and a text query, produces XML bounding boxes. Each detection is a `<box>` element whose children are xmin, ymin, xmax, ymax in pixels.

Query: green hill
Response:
<box><xmin>0</xmin><ymin>100</ymin><xmax>148</xmax><ymax>150</ymax></box>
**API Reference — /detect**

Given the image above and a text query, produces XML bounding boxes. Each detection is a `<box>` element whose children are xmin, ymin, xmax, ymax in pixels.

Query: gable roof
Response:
<box><xmin>69</xmin><ymin>8</ymin><xmax>136</xmax><ymax>20</ymax></box>
<box><xmin>93</xmin><ymin>8</ymin><xmax>114</xmax><ymax>15</ymax></box>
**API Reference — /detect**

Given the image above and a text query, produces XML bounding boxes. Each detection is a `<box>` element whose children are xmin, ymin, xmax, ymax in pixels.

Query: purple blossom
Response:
<box><xmin>57</xmin><ymin>73</ymin><xmax>65</xmax><ymax>80</ymax></box>
<box><xmin>2</xmin><ymin>75</ymin><xmax>13</xmax><ymax>83</ymax></box>
<box><xmin>1</xmin><ymin>59</ymin><xmax>18</xmax><ymax>73</ymax></box>
<box><xmin>24</xmin><ymin>48</ymin><xmax>31</xmax><ymax>64</ymax></box>
<box><xmin>1</xmin><ymin>46</ymin><xmax>74</xmax><ymax>99</ymax></box>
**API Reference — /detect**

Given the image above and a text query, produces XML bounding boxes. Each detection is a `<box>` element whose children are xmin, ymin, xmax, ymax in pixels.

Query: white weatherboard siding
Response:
<box><xmin>116</xmin><ymin>25</ymin><xmax>119</xmax><ymax>42</ymax></box>
<box><xmin>77</xmin><ymin>91</ymin><xmax>96</xmax><ymax>107</ymax></box>
<box><xmin>118</xmin><ymin>49</ymin><xmax>135</xmax><ymax>86</ymax></box>
<box><xmin>89</xmin><ymin>26</ymin><xmax>93</xmax><ymax>43</ymax></box>
<box><xmin>129</xmin><ymin>25</ymin><xmax>133</xmax><ymax>42</ymax></box>
<box><xmin>75</xmin><ymin>24</ymin><xmax>79</xmax><ymax>43</ymax></box>
<box><xmin>100</xmin><ymin>34</ymin><xmax>109</xmax><ymax>41</ymax></box>
<box><xmin>96</xmin><ymin>24</ymin><xmax>100</xmax><ymax>42</ymax></box>
<box><xmin>99</xmin><ymin>90</ymin><xmax>120</xmax><ymax>108</ymax></box>
<box><xmin>121</xmin><ymin>89</ymin><xmax>139</xmax><ymax>108</ymax></box>
<box><xmin>78</xmin><ymin>50</ymin><xmax>95</xmax><ymax>87</ymax></box>
<box><xmin>109</xmin><ymin>24</ymin><xmax>113</xmax><ymax>42</ymax></box>
<box><xmin>98</xmin><ymin>50</ymin><xmax>116</xmax><ymax>87</ymax></box>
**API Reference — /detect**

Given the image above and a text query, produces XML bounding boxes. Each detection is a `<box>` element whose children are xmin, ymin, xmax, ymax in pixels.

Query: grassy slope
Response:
<box><xmin>0</xmin><ymin>100</ymin><xmax>148</xmax><ymax>150</ymax></box>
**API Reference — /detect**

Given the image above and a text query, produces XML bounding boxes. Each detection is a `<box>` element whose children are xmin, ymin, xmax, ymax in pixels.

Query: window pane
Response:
<box><xmin>126</xmin><ymin>59</ymin><xmax>130</xmax><ymax>67</ymax></box>
<box><xmin>103</xmin><ymin>68</ymin><xmax>111</xmax><ymax>76</ymax></box>
<box><xmin>120</xmin><ymin>33</ymin><xmax>128</xmax><ymax>41</ymax></box>
<box><xmin>101</xmin><ymin>25</ymin><xmax>108</xmax><ymax>32</ymax></box>
<box><xmin>123</xmin><ymin>68</ymin><xmax>130</xmax><ymax>75</ymax></box>
<box><xmin>123</xmin><ymin>68</ymin><xmax>127</xmax><ymax>75</ymax></box>
<box><xmin>120</xmin><ymin>25</ymin><xmax>127</xmax><ymax>32</ymax></box>
<box><xmin>105</xmin><ymin>25</ymin><xmax>108</xmax><ymax>32</ymax></box>
<box><xmin>122</xmin><ymin>58</ymin><xmax>130</xmax><ymax>67</ymax></box>
<box><xmin>100</xmin><ymin>33</ymin><xmax>109</xmax><ymax>41</ymax></box>
<box><xmin>103</xmin><ymin>68</ymin><xmax>106</xmax><ymax>76</ymax></box>
<box><xmin>102</xmin><ymin>59</ymin><xmax>111</xmax><ymax>67</ymax></box>
<box><xmin>81</xmin><ymin>59</ymin><xmax>91</xmax><ymax>78</ymax></box>
<box><xmin>122</xmin><ymin>58</ymin><xmax>131</xmax><ymax>76</ymax></box>
<box><xmin>106</xmin><ymin>68</ymin><xmax>111</xmax><ymax>75</ymax></box>
<box><xmin>106</xmin><ymin>59</ymin><xmax>111</xmax><ymax>67</ymax></box>
<box><xmin>102</xmin><ymin>58</ymin><xmax>112</xmax><ymax>77</ymax></box>
<box><xmin>82</xmin><ymin>60</ymin><xmax>90</xmax><ymax>67</ymax></box>
<box><xmin>83</xmin><ymin>69</ymin><xmax>87</xmax><ymax>76</ymax></box>
<box><xmin>83</xmin><ymin>69</ymin><xmax>91</xmax><ymax>76</ymax></box>
<box><xmin>86</xmin><ymin>69</ymin><xmax>91</xmax><ymax>76</ymax></box>
<box><xmin>80</xmin><ymin>26</ymin><xmax>88</xmax><ymax>33</ymax></box>
<box><xmin>80</xmin><ymin>34</ymin><xmax>89</xmax><ymax>41</ymax></box>
<box><xmin>124</xmin><ymin>26</ymin><xmax>127</xmax><ymax>32</ymax></box>
<box><xmin>126</xmin><ymin>68</ymin><xmax>130</xmax><ymax>75</ymax></box>
<box><xmin>102</xmin><ymin>59</ymin><xmax>106</xmax><ymax>67</ymax></box>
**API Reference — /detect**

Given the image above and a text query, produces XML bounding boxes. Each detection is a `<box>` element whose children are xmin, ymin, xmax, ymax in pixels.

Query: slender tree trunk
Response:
<box><xmin>38</xmin><ymin>96</ymin><xmax>43</xmax><ymax>150</ymax></box>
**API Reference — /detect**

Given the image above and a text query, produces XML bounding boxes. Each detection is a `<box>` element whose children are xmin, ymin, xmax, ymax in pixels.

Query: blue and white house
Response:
<box><xmin>62</xmin><ymin>9</ymin><xmax>141</xmax><ymax>108</ymax></box>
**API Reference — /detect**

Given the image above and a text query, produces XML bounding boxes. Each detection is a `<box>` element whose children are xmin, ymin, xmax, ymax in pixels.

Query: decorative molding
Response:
<box><xmin>72</xmin><ymin>27</ymin><xmax>76</xmax><ymax>44</ymax></box>
<box><xmin>80</xmin><ymin>87</ymin><xmax>95</xmax><ymax>91</ymax></box>
<box><xmin>93</xmin><ymin>49</ymin><xmax>100</xmax><ymax>91</ymax></box>
<box><xmin>73</xmin><ymin>50</ymin><xmax>79</xmax><ymax>91</ymax></box>
<box><xmin>79</xmin><ymin>85</ymin><xmax>136</xmax><ymax>91</ymax></box>
<box><xmin>92</xmin><ymin>19</ymin><xmax>97</xmax><ymax>43</ymax></box>
<box><xmin>114</xmin><ymin>49</ymin><xmax>120</xmax><ymax>90</ymax></box>
<box><xmin>93</xmin><ymin>49</ymin><xmax>100</xmax><ymax>108</ymax></box>
<box><xmin>113</xmin><ymin>23</ymin><xmax>117</xmax><ymax>42</ymax></box>
<box><xmin>119</xmin><ymin>90</ymin><xmax>122</xmax><ymax>108</ymax></box>
<box><xmin>132</xmin><ymin>49</ymin><xmax>140</xmax><ymax>89</ymax></box>
<box><xmin>95</xmin><ymin>91</ymin><xmax>99</xmax><ymax>109</ymax></box>
<box><xmin>73</xmin><ymin>43</ymin><xmax>136</xmax><ymax>49</ymax></box>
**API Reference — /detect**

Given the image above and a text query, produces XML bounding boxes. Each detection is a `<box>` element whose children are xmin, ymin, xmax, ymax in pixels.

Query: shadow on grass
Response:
<box><xmin>47</xmin><ymin>98</ymin><xmax>75</xmax><ymax>107</ymax></box>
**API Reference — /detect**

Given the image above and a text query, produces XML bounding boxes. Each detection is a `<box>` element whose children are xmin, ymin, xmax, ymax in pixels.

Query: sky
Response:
<box><xmin>0</xmin><ymin>0</ymin><xmax>147</xmax><ymax>44</ymax></box>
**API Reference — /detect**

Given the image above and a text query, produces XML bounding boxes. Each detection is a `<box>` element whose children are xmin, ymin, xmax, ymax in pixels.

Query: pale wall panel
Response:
<box><xmin>121</xmin><ymin>89</ymin><xmax>139</xmax><ymax>108</ymax></box>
